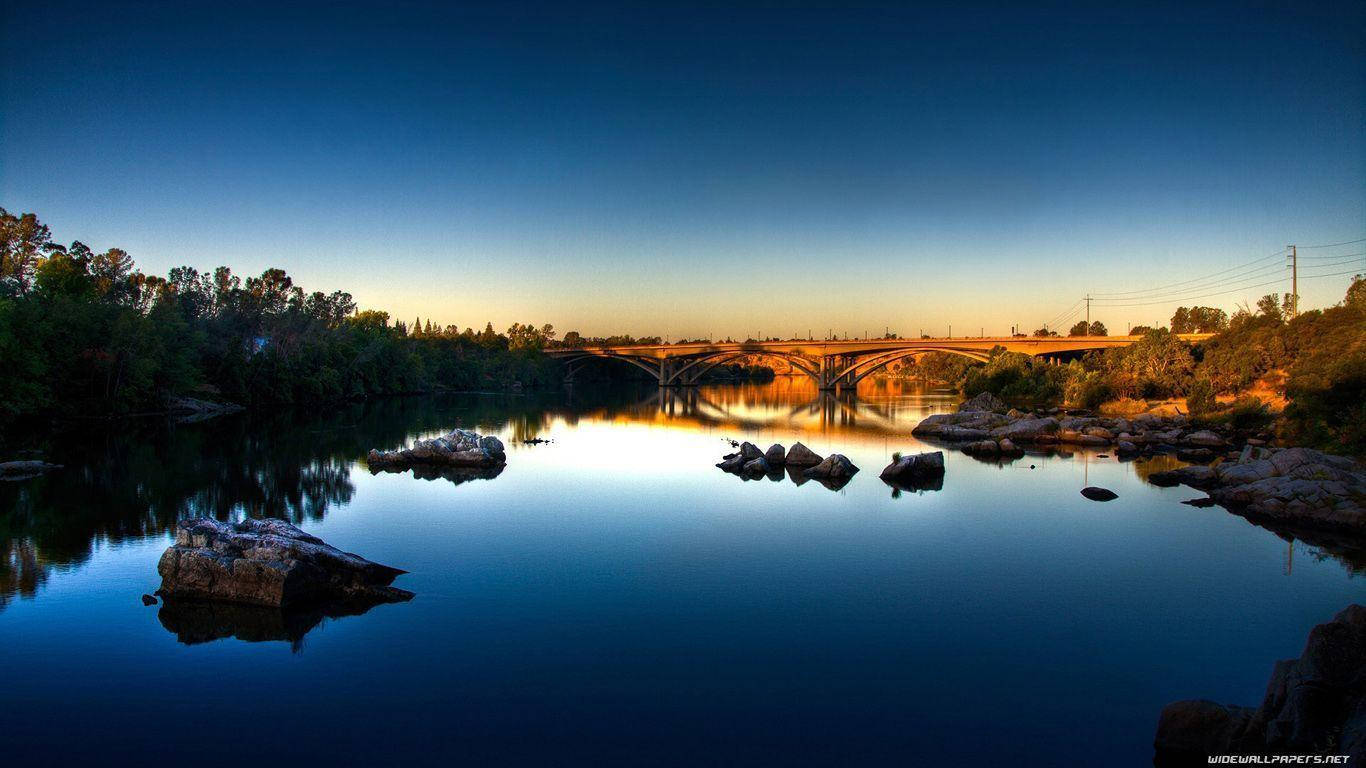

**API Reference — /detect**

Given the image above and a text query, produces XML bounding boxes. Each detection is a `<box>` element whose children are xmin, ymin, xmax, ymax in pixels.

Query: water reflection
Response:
<box><xmin>157</xmin><ymin>597</ymin><xmax>399</xmax><ymax>652</ymax></box>
<box><xmin>2</xmin><ymin>377</ymin><xmax>1362</xmax><ymax>615</ymax></box>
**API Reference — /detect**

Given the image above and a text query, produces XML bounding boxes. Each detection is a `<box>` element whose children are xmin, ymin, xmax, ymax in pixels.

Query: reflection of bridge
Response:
<box><xmin>549</xmin><ymin>335</ymin><xmax>1212</xmax><ymax>391</ymax></box>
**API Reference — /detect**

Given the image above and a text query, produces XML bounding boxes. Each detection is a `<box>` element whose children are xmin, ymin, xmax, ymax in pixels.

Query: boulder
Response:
<box><xmin>765</xmin><ymin>444</ymin><xmax>786</xmax><ymax>466</ymax></box>
<box><xmin>141</xmin><ymin>594</ymin><xmax>158</xmax><ymax>606</ymax></box>
<box><xmin>368</xmin><ymin>428</ymin><xmax>506</xmax><ymax>471</ymax></box>
<box><xmin>1116</xmin><ymin>440</ymin><xmax>1139</xmax><ymax>456</ymax></box>
<box><xmin>988</xmin><ymin>417</ymin><xmax>1060</xmax><ymax>443</ymax></box>
<box><xmin>1080</xmin><ymin>487</ymin><xmax>1118</xmax><ymax>502</ymax></box>
<box><xmin>1154</xmin><ymin>604</ymin><xmax>1366</xmax><ymax>765</ymax></box>
<box><xmin>962</xmin><ymin>439</ymin><xmax>1000</xmax><ymax>456</ymax></box>
<box><xmin>742</xmin><ymin>457</ymin><xmax>771</xmax><ymax>475</ymax></box>
<box><xmin>739</xmin><ymin>442</ymin><xmax>764</xmax><ymax>461</ymax></box>
<box><xmin>785</xmin><ymin>442</ymin><xmax>824</xmax><ymax>467</ymax></box>
<box><xmin>802</xmin><ymin>454</ymin><xmax>859</xmax><ymax>480</ymax></box>
<box><xmin>716</xmin><ymin>454</ymin><xmax>747</xmax><ymax>472</ymax></box>
<box><xmin>997</xmin><ymin>438</ymin><xmax>1025</xmax><ymax>457</ymax></box>
<box><xmin>880</xmin><ymin>452</ymin><xmax>945</xmax><ymax>484</ymax></box>
<box><xmin>1148</xmin><ymin>465</ymin><xmax>1218</xmax><ymax>489</ymax></box>
<box><xmin>1183</xmin><ymin>429</ymin><xmax>1227</xmax><ymax>448</ymax></box>
<box><xmin>959</xmin><ymin>391</ymin><xmax>1008</xmax><ymax>413</ymax></box>
<box><xmin>157</xmin><ymin>518</ymin><xmax>414</xmax><ymax>608</ymax></box>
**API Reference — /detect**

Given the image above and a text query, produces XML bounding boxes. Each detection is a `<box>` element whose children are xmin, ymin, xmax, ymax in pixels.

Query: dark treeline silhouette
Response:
<box><xmin>0</xmin><ymin>208</ymin><xmax>596</xmax><ymax>420</ymax></box>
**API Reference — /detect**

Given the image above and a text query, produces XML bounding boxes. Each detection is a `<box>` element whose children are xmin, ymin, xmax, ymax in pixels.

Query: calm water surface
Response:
<box><xmin>2</xmin><ymin>379</ymin><xmax>1362</xmax><ymax>765</ymax></box>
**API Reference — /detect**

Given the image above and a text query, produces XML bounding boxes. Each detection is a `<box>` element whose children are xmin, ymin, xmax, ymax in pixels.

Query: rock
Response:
<box><xmin>765</xmin><ymin>443</ymin><xmax>786</xmax><ymax>466</ymax></box>
<box><xmin>880</xmin><ymin>451</ymin><xmax>945</xmax><ymax>484</ymax></box>
<box><xmin>164</xmin><ymin>396</ymin><xmax>245</xmax><ymax>422</ymax></box>
<box><xmin>962</xmin><ymin>439</ymin><xmax>1000</xmax><ymax>456</ymax></box>
<box><xmin>1080</xmin><ymin>487</ymin><xmax>1118</xmax><ymax>502</ymax></box>
<box><xmin>1154</xmin><ymin>605</ymin><xmax>1366</xmax><ymax>765</ymax></box>
<box><xmin>742</xmin><ymin>457</ymin><xmax>771</xmax><ymax>475</ymax></box>
<box><xmin>1206</xmin><ymin>448</ymin><xmax>1366</xmax><ymax>533</ymax></box>
<box><xmin>959</xmin><ymin>391</ymin><xmax>1008</xmax><ymax>413</ymax></box>
<box><xmin>785</xmin><ymin>442</ymin><xmax>823</xmax><ymax>467</ymax></box>
<box><xmin>1059</xmin><ymin>430</ymin><xmax>1110</xmax><ymax>446</ymax></box>
<box><xmin>997</xmin><ymin>438</ymin><xmax>1024</xmax><ymax>457</ymax></box>
<box><xmin>368</xmin><ymin>428</ymin><xmax>506</xmax><ymax>471</ymax></box>
<box><xmin>989</xmin><ymin>417</ymin><xmax>1060</xmax><ymax>442</ymax></box>
<box><xmin>1116</xmin><ymin>440</ymin><xmax>1139</xmax><ymax>456</ymax></box>
<box><xmin>803</xmin><ymin>454</ymin><xmax>859</xmax><ymax>480</ymax></box>
<box><xmin>1148</xmin><ymin>465</ymin><xmax>1218</xmax><ymax>489</ymax></box>
<box><xmin>1181</xmin><ymin>497</ymin><xmax>1218</xmax><ymax>508</ymax></box>
<box><xmin>1182</xmin><ymin>429</ymin><xmax>1227</xmax><ymax>448</ymax></box>
<box><xmin>939</xmin><ymin>426</ymin><xmax>993</xmax><ymax>441</ymax></box>
<box><xmin>141</xmin><ymin>594</ymin><xmax>158</xmax><ymax>606</ymax></box>
<box><xmin>1176</xmin><ymin>447</ymin><xmax>1217</xmax><ymax>463</ymax></box>
<box><xmin>1083</xmin><ymin>426</ymin><xmax>1114</xmax><ymax>440</ymax></box>
<box><xmin>739</xmin><ymin>442</ymin><xmax>764</xmax><ymax>461</ymax></box>
<box><xmin>157</xmin><ymin>518</ymin><xmax>414</xmax><ymax>608</ymax></box>
<box><xmin>716</xmin><ymin>454</ymin><xmax>747</xmax><ymax>472</ymax></box>
<box><xmin>0</xmin><ymin>460</ymin><xmax>63</xmax><ymax>480</ymax></box>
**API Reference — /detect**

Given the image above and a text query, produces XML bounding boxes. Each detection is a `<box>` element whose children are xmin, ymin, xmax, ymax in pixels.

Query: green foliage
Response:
<box><xmin>1170</xmin><ymin>306</ymin><xmax>1228</xmax><ymax>333</ymax></box>
<box><xmin>1224</xmin><ymin>396</ymin><xmax>1275</xmax><ymax>432</ymax></box>
<box><xmin>1185</xmin><ymin>378</ymin><xmax>1216</xmax><ymax>415</ymax></box>
<box><xmin>962</xmin><ymin>348</ymin><xmax>1064</xmax><ymax>405</ymax></box>
<box><xmin>0</xmin><ymin>209</ymin><xmax>564</xmax><ymax>420</ymax></box>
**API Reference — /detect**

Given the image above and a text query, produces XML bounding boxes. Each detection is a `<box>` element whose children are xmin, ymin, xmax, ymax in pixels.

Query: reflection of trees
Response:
<box><xmin>0</xmin><ymin>393</ymin><xmax>560</xmax><ymax>611</ymax></box>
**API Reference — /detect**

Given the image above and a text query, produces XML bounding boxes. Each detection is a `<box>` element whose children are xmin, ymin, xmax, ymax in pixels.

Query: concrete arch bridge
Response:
<box><xmin>547</xmin><ymin>335</ymin><xmax>1211</xmax><ymax>392</ymax></box>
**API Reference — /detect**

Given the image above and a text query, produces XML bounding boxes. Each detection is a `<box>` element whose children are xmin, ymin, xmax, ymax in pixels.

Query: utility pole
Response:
<box><xmin>1288</xmin><ymin>245</ymin><xmax>1298</xmax><ymax>318</ymax></box>
<box><xmin>1085</xmin><ymin>294</ymin><xmax>1091</xmax><ymax>332</ymax></box>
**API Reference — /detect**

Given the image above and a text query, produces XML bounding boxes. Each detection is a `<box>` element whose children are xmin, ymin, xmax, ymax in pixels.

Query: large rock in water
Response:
<box><xmin>785</xmin><ymin>442</ymin><xmax>823</xmax><ymax>467</ymax></box>
<box><xmin>803</xmin><ymin>453</ymin><xmax>859</xmax><ymax>480</ymax></box>
<box><xmin>765</xmin><ymin>443</ymin><xmax>786</xmax><ymax>466</ymax></box>
<box><xmin>368</xmin><ymin>428</ymin><xmax>505</xmax><ymax>471</ymax></box>
<box><xmin>958</xmin><ymin>391</ymin><xmax>1008</xmax><ymax>413</ymax></box>
<box><xmin>1154</xmin><ymin>604</ymin><xmax>1366</xmax><ymax>765</ymax></box>
<box><xmin>157</xmin><ymin>518</ymin><xmax>414</xmax><ymax>608</ymax></box>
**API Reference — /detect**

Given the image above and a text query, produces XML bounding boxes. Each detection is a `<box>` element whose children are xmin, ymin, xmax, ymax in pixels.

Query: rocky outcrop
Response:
<box><xmin>1154</xmin><ymin>447</ymin><xmax>1365</xmax><ymax>534</ymax></box>
<box><xmin>880</xmin><ymin>452</ymin><xmax>944</xmax><ymax>491</ymax></box>
<box><xmin>803</xmin><ymin>454</ymin><xmax>859</xmax><ymax>480</ymax></box>
<box><xmin>157</xmin><ymin>518</ymin><xmax>415</xmax><ymax>608</ymax></box>
<box><xmin>1154</xmin><ymin>604</ymin><xmax>1366</xmax><ymax>766</ymax></box>
<box><xmin>785</xmin><ymin>442</ymin><xmax>823</xmax><ymax>467</ymax></box>
<box><xmin>959</xmin><ymin>391</ymin><xmax>1008</xmax><ymax>413</ymax></box>
<box><xmin>165</xmin><ymin>396</ymin><xmax>245</xmax><ymax>423</ymax></box>
<box><xmin>0</xmin><ymin>460</ymin><xmax>62</xmax><ymax>481</ymax></box>
<box><xmin>367</xmin><ymin>428</ymin><xmax>505</xmax><ymax>471</ymax></box>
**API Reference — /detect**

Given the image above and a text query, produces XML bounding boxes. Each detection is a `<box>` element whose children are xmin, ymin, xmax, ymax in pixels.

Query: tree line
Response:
<box><xmin>0</xmin><ymin>208</ymin><xmax>599</xmax><ymax>420</ymax></box>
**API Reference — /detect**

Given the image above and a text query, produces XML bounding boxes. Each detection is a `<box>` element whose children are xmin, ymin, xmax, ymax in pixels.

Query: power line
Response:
<box><xmin>1090</xmin><ymin>268</ymin><xmax>1361</xmax><ymax>308</ymax></box>
<box><xmin>1298</xmin><ymin>250</ymin><xmax>1365</xmax><ymax>261</ymax></box>
<box><xmin>1092</xmin><ymin>260</ymin><xmax>1293</xmax><ymax>303</ymax></box>
<box><xmin>1089</xmin><ymin>248</ymin><xmax>1286</xmax><ymax>297</ymax></box>
<box><xmin>1299</xmin><ymin>237</ymin><xmax>1366</xmax><ymax>249</ymax></box>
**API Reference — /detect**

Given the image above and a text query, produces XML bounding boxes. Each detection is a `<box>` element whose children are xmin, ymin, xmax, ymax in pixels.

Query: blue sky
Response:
<box><xmin>2</xmin><ymin>0</ymin><xmax>1362</xmax><ymax>337</ymax></box>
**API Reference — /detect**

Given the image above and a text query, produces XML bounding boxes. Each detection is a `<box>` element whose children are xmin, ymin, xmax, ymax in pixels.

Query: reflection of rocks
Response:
<box><xmin>367</xmin><ymin>429</ymin><xmax>505</xmax><ymax>471</ymax></box>
<box><xmin>157</xmin><ymin>596</ymin><xmax>398</xmax><ymax>651</ymax></box>
<box><xmin>375</xmin><ymin>463</ymin><xmax>504</xmax><ymax>486</ymax></box>
<box><xmin>1080</xmin><ymin>487</ymin><xmax>1117</xmax><ymax>502</ymax></box>
<box><xmin>0</xmin><ymin>460</ymin><xmax>62</xmax><ymax>481</ymax></box>
<box><xmin>157</xmin><ymin>518</ymin><xmax>414</xmax><ymax>607</ymax></box>
<box><xmin>1154</xmin><ymin>604</ymin><xmax>1366</xmax><ymax>766</ymax></box>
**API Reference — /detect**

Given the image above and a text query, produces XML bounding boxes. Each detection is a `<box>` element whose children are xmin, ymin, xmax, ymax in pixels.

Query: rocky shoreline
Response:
<box><xmin>912</xmin><ymin>392</ymin><xmax>1365</xmax><ymax>534</ymax></box>
<box><xmin>1154</xmin><ymin>604</ymin><xmax>1366</xmax><ymax>765</ymax></box>
<box><xmin>367</xmin><ymin>428</ymin><xmax>506</xmax><ymax>472</ymax></box>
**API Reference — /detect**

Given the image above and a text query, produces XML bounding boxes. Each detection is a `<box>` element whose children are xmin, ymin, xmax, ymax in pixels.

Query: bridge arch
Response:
<box><xmin>560</xmin><ymin>353</ymin><xmax>663</xmax><ymax>381</ymax></box>
<box><xmin>841</xmin><ymin>347</ymin><xmax>991</xmax><ymax>388</ymax></box>
<box><xmin>666</xmin><ymin>350</ymin><xmax>821</xmax><ymax>385</ymax></box>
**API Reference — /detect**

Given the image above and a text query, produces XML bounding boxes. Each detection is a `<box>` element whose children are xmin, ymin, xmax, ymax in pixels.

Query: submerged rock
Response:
<box><xmin>1080</xmin><ymin>487</ymin><xmax>1118</xmax><ymax>502</ymax></box>
<box><xmin>785</xmin><ymin>442</ymin><xmax>823</xmax><ymax>467</ymax></box>
<box><xmin>157</xmin><ymin>518</ymin><xmax>414</xmax><ymax>608</ymax></box>
<box><xmin>367</xmin><ymin>429</ymin><xmax>505</xmax><ymax>471</ymax></box>
<box><xmin>1154</xmin><ymin>604</ymin><xmax>1366</xmax><ymax>765</ymax></box>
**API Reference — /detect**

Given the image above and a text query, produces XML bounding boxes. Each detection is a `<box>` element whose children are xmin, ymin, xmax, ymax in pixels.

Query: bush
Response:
<box><xmin>1186</xmin><ymin>378</ymin><xmax>1216</xmax><ymax>415</ymax></box>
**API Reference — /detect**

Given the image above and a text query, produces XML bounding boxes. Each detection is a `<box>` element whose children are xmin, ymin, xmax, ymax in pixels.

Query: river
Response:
<box><xmin>1</xmin><ymin>378</ymin><xmax>1361</xmax><ymax>765</ymax></box>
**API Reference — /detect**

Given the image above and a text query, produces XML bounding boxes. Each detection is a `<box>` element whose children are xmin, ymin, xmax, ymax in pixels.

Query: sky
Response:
<box><xmin>2</xmin><ymin>0</ymin><xmax>1363</xmax><ymax>339</ymax></box>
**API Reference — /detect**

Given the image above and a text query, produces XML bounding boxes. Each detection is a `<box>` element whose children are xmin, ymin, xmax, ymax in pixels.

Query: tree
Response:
<box><xmin>1345</xmin><ymin>275</ymin><xmax>1365</xmax><ymax>310</ymax></box>
<box><xmin>1033</xmin><ymin>327</ymin><xmax>1058</xmax><ymax>337</ymax></box>
<box><xmin>0</xmin><ymin>208</ymin><xmax>55</xmax><ymax>296</ymax></box>
<box><xmin>1068</xmin><ymin>321</ymin><xmax>1088</xmax><ymax>337</ymax></box>
<box><xmin>1088</xmin><ymin>321</ymin><xmax>1107</xmax><ymax>336</ymax></box>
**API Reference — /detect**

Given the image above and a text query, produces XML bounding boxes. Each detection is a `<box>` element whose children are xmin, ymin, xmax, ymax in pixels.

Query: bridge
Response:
<box><xmin>547</xmin><ymin>335</ymin><xmax>1214</xmax><ymax>391</ymax></box>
